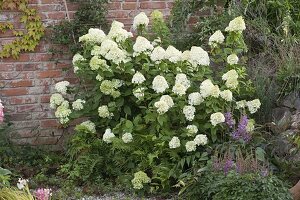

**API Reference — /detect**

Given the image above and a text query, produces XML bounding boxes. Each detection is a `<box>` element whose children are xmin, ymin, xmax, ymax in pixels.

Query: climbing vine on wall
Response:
<box><xmin>0</xmin><ymin>0</ymin><xmax>44</xmax><ymax>59</ymax></box>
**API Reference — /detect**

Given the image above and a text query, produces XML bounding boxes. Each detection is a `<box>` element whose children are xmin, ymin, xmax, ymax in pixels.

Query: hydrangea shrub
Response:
<box><xmin>50</xmin><ymin>12</ymin><xmax>261</xmax><ymax>191</ymax></box>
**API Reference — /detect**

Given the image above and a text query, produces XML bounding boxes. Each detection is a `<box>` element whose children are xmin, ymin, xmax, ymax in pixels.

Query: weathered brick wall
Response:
<box><xmin>0</xmin><ymin>0</ymin><xmax>174</xmax><ymax>148</ymax></box>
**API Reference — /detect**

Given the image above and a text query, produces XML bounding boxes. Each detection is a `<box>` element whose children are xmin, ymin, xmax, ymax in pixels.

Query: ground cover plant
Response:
<box><xmin>49</xmin><ymin>11</ymin><xmax>263</xmax><ymax>194</ymax></box>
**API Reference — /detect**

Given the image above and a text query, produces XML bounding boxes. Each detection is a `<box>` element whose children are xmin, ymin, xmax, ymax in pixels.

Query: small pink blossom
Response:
<box><xmin>34</xmin><ymin>188</ymin><xmax>52</xmax><ymax>200</ymax></box>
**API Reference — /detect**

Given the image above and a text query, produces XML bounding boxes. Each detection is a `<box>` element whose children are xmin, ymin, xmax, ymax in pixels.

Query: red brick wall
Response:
<box><xmin>0</xmin><ymin>0</ymin><xmax>174</xmax><ymax>148</ymax></box>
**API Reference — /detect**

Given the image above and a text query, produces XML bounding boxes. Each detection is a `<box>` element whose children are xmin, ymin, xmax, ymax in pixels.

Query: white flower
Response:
<box><xmin>200</xmin><ymin>79</ymin><xmax>220</xmax><ymax>98</ymax></box>
<box><xmin>210</xmin><ymin>112</ymin><xmax>225</xmax><ymax>126</ymax></box>
<box><xmin>209</xmin><ymin>30</ymin><xmax>225</xmax><ymax>46</ymax></box>
<box><xmin>165</xmin><ymin>45</ymin><xmax>182</xmax><ymax>63</ymax></box>
<box><xmin>91</xmin><ymin>45</ymin><xmax>101</xmax><ymax>56</ymax></box>
<box><xmin>160</xmin><ymin>95</ymin><xmax>174</xmax><ymax>108</ymax></box>
<box><xmin>225</xmin><ymin>78</ymin><xmax>239</xmax><ymax>89</ymax></box>
<box><xmin>72</xmin><ymin>99</ymin><xmax>86</xmax><ymax>111</ymax></box>
<box><xmin>172</xmin><ymin>83</ymin><xmax>187</xmax><ymax>96</ymax></box>
<box><xmin>90</xmin><ymin>56</ymin><xmax>108</xmax><ymax>71</ymax></box>
<box><xmin>152</xmin><ymin>37</ymin><xmax>162</xmax><ymax>46</ymax></box>
<box><xmin>55</xmin><ymin>81</ymin><xmax>70</xmax><ymax>95</ymax></box>
<box><xmin>188</xmin><ymin>92</ymin><xmax>203</xmax><ymax>106</ymax></box>
<box><xmin>98</xmin><ymin>105</ymin><xmax>113</xmax><ymax>118</ymax></box>
<box><xmin>105</xmin><ymin>46</ymin><xmax>129</xmax><ymax>65</ymax></box>
<box><xmin>17</xmin><ymin>178</ymin><xmax>28</xmax><ymax>190</ymax></box>
<box><xmin>175</xmin><ymin>73</ymin><xmax>190</xmax><ymax>89</ymax></box>
<box><xmin>227</xmin><ymin>54</ymin><xmax>239</xmax><ymax>65</ymax></box>
<box><xmin>133</xmin><ymin>87</ymin><xmax>146</xmax><ymax>100</ymax></box>
<box><xmin>108</xmin><ymin>21</ymin><xmax>133</xmax><ymax>43</ymax></box>
<box><xmin>132</xmin><ymin>71</ymin><xmax>146</xmax><ymax>84</ymax></box>
<box><xmin>80</xmin><ymin>120</ymin><xmax>96</xmax><ymax>133</ymax></box>
<box><xmin>150</xmin><ymin>46</ymin><xmax>166</xmax><ymax>62</ymax></box>
<box><xmin>220</xmin><ymin>90</ymin><xmax>233</xmax><ymax>102</ymax></box>
<box><xmin>181</xmin><ymin>50</ymin><xmax>190</xmax><ymax>61</ymax></box>
<box><xmin>222</xmin><ymin>70</ymin><xmax>238</xmax><ymax>81</ymax></box>
<box><xmin>183</xmin><ymin>105</ymin><xmax>196</xmax><ymax>121</ymax></box>
<box><xmin>185</xmin><ymin>141</ymin><xmax>197</xmax><ymax>152</ymax></box>
<box><xmin>236</xmin><ymin>100</ymin><xmax>247</xmax><ymax>109</ymax></box>
<box><xmin>103</xmin><ymin>128</ymin><xmax>115</xmax><ymax>143</ymax></box>
<box><xmin>122</xmin><ymin>132</ymin><xmax>133</xmax><ymax>143</ymax></box>
<box><xmin>72</xmin><ymin>53</ymin><xmax>85</xmax><ymax>73</ymax></box>
<box><xmin>222</xmin><ymin>70</ymin><xmax>239</xmax><ymax>89</ymax></box>
<box><xmin>152</xmin><ymin>75</ymin><xmax>169</xmax><ymax>93</ymax></box>
<box><xmin>96</xmin><ymin>74</ymin><xmax>103</xmax><ymax>81</ymax></box>
<box><xmin>99</xmin><ymin>39</ymin><xmax>118</xmax><ymax>56</ymax></box>
<box><xmin>133</xmin><ymin>12</ymin><xmax>149</xmax><ymax>30</ymax></box>
<box><xmin>186</xmin><ymin>125</ymin><xmax>198</xmax><ymax>136</ymax></box>
<box><xmin>50</xmin><ymin>93</ymin><xmax>64</xmax><ymax>109</ymax></box>
<box><xmin>194</xmin><ymin>134</ymin><xmax>208</xmax><ymax>146</ymax></box>
<box><xmin>79</xmin><ymin>28</ymin><xmax>106</xmax><ymax>44</ymax></box>
<box><xmin>133</xmin><ymin>36</ymin><xmax>154</xmax><ymax>56</ymax></box>
<box><xmin>225</xmin><ymin>16</ymin><xmax>246</xmax><ymax>32</ymax></box>
<box><xmin>55</xmin><ymin>101</ymin><xmax>72</xmax><ymax>124</ymax></box>
<box><xmin>154</xmin><ymin>100</ymin><xmax>169</xmax><ymax>115</ymax></box>
<box><xmin>169</xmin><ymin>136</ymin><xmax>180</xmax><ymax>149</ymax></box>
<box><xmin>189</xmin><ymin>46</ymin><xmax>210</xmax><ymax>68</ymax></box>
<box><xmin>246</xmin><ymin>99</ymin><xmax>261</xmax><ymax>114</ymax></box>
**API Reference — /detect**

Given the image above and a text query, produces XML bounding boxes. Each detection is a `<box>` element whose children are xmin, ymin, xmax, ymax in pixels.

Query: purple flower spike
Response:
<box><xmin>225</xmin><ymin>112</ymin><xmax>235</xmax><ymax>129</ymax></box>
<box><xmin>223</xmin><ymin>159</ymin><xmax>234</xmax><ymax>175</ymax></box>
<box><xmin>231</xmin><ymin>115</ymin><xmax>251</xmax><ymax>143</ymax></box>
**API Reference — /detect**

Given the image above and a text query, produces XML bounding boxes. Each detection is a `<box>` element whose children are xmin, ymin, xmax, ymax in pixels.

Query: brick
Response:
<box><xmin>2</xmin><ymin>88</ymin><xmax>28</xmax><ymax>96</ymax></box>
<box><xmin>140</xmin><ymin>2</ymin><xmax>166</xmax><ymax>9</ymax></box>
<box><xmin>37</xmin><ymin>70</ymin><xmax>62</xmax><ymax>78</ymax></box>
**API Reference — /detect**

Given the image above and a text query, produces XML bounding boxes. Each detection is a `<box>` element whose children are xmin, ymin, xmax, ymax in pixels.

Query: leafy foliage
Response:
<box><xmin>50</xmin><ymin>12</ymin><xmax>261</xmax><ymax>193</ymax></box>
<box><xmin>50</xmin><ymin>0</ymin><xmax>108</xmax><ymax>54</ymax></box>
<box><xmin>0</xmin><ymin>0</ymin><xmax>44</xmax><ymax>59</ymax></box>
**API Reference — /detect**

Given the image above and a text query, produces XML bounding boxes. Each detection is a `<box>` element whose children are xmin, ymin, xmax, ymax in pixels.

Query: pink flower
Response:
<box><xmin>34</xmin><ymin>188</ymin><xmax>52</xmax><ymax>200</ymax></box>
<box><xmin>0</xmin><ymin>100</ymin><xmax>4</xmax><ymax>123</ymax></box>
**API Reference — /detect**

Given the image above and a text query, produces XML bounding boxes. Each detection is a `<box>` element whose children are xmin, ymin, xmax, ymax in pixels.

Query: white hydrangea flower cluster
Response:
<box><xmin>98</xmin><ymin>105</ymin><xmax>113</xmax><ymax>118</ymax></box>
<box><xmin>185</xmin><ymin>141</ymin><xmax>197</xmax><ymax>152</ymax></box>
<box><xmin>165</xmin><ymin>46</ymin><xmax>182</xmax><ymax>63</ymax></box>
<box><xmin>154</xmin><ymin>95</ymin><xmax>174</xmax><ymax>115</ymax></box>
<box><xmin>89</xmin><ymin>56</ymin><xmax>109</xmax><ymax>71</ymax></box>
<box><xmin>227</xmin><ymin>54</ymin><xmax>239</xmax><ymax>65</ymax></box>
<box><xmin>246</xmin><ymin>119</ymin><xmax>255</xmax><ymax>132</ymax></box>
<box><xmin>152</xmin><ymin>75</ymin><xmax>169</xmax><ymax>93</ymax></box>
<box><xmin>122</xmin><ymin>132</ymin><xmax>133</xmax><ymax>143</ymax></box>
<box><xmin>183</xmin><ymin>105</ymin><xmax>196</xmax><ymax>121</ymax></box>
<box><xmin>79</xmin><ymin>28</ymin><xmax>106</xmax><ymax>44</ymax></box>
<box><xmin>246</xmin><ymin>99</ymin><xmax>261</xmax><ymax>114</ymax></box>
<box><xmin>169</xmin><ymin>136</ymin><xmax>180</xmax><ymax>149</ymax></box>
<box><xmin>132</xmin><ymin>71</ymin><xmax>146</xmax><ymax>84</ymax></box>
<box><xmin>100</xmin><ymin>80</ymin><xmax>122</xmax><ymax>98</ymax></box>
<box><xmin>103</xmin><ymin>128</ymin><xmax>115</xmax><ymax>143</ymax></box>
<box><xmin>72</xmin><ymin>53</ymin><xmax>85</xmax><ymax>73</ymax></box>
<box><xmin>188</xmin><ymin>92</ymin><xmax>203</xmax><ymax>106</ymax></box>
<box><xmin>209</xmin><ymin>30</ymin><xmax>225</xmax><ymax>46</ymax></box>
<box><xmin>225</xmin><ymin>16</ymin><xmax>246</xmax><ymax>32</ymax></box>
<box><xmin>133</xmin><ymin>12</ymin><xmax>149</xmax><ymax>30</ymax></box>
<box><xmin>131</xmin><ymin>171</ymin><xmax>151</xmax><ymax>190</ymax></box>
<box><xmin>210</xmin><ymin>112</ymin><xmax>225</xmax><ymax>126</ymax></box>
<box><xmin>189</xmin><ymin>46</ymin><xmax>210</xmax><ymax>68</ymax></box>
<box><xmin>200</xmin><ymin>79</ymin><xmax>220</xmax><ymax>98</ymax></box>
<box><xmin>133</xmin><ymin>36</ymin><xmax>154</xmax><ymax>57</ymax></box>
<box><xmin>236</xmin><ymin>100</ymin><xmax>247</xmax><ymax>109</ymax></box>
<box><xmin>72</xmin><ymin>99</ymin><xmax>86</xmax><ymax>111</ymax></box>
<box><xmin>55</xmin><ymin>81</ymin><xmax>70</xmax><ymax>95</ymax></box>
<box><xmin>186</xmin><ymin>125</ymin><xmax>198</xmax><ymax>136</ymax></box>
<box><xmin>220</xmin><ymin>90</ymin><xmax>233</xmax><ymax>102</ymax></box>
<box><xmin>55</xmin><ymin>101</ymin><xmax>72</xmax><ymax>124</ymax></box>
<box><xmin>96</xmin><ymin>74</ymin><xmax>103</xmax><ymax>82</ymax></box>
<box><xmin>194</xmin><ymin>134</ymin><xmax>208</xmax><ymax>146</ymax></box>
<box><xmin>133</xmin><ymin>87</ymin><xmax>146</xmax><ymax>100</ymax></box>
<box><xmin>150</xmin><ymin>46</ymin><xmax>166</xmax><ymax>63</ymax></box>
<box><xmin>222</xmin><ymin>70</ymin><xmax>239</xmax><ymax>89</ymax></box>
<box><xmin>80</xmin><ymin>120</ymin><xmax>96</xmax><ymax>133</ymax></box>
<box><xmin>108</xmin><ymin>21</ymin><xmax>133</xmax><ymax>43</ymax></box>
<box><xmin>172</xmin><ymin>73</ymin><xmax>190</xmax><ymax>96</ymax></box>
<box><xmin>50</xmin><ymin>93</ymin><xmax>64</xmax><ymax>109</ymax></box>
